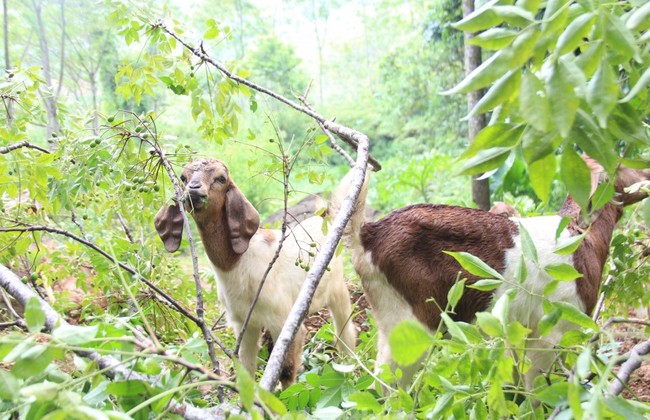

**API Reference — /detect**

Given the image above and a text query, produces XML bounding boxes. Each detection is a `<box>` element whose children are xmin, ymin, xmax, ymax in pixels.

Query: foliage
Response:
<box><xmin>448</xmin><ymin>0</ymin><xmax>650</xmax><ymax>206</ymax></box>
<box><xmin>1</xmin><ymin>0</ymin><xmax>649</xmax><ymax>418</ymax></box>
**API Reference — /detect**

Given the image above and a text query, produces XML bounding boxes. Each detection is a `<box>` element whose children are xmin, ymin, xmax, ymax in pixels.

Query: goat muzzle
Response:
<box><xmin>184</xmin><ymin>189</ymin><xmax>208</xmax><ymax>211</ymax></box>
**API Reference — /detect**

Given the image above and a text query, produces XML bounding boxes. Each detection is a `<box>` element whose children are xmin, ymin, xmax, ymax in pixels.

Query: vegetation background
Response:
<box><xmin>0</xmin><ymin>0</ymin><xmax>649</xmax><ymax>418</ymax></box>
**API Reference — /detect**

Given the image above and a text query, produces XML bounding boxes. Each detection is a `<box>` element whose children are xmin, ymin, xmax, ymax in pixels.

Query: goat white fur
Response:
<box><xmin>155</xmin><ymin>158</ymin><xmax>356</xmax><ymax>388</ymax></box>
<box><xmin>336</xmin><ymin>158</ymin><xmax>650</xmax><ymax>389</ymax></box>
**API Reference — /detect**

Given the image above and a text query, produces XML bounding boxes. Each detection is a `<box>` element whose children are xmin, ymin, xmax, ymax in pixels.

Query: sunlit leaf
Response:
<box><xmin>444</xmin><ymin>251</ymin><xmax>505</xmax><ymax>280</ymax></box>
<box><xmin>587</xmin><ymin>60</ymin><xmax>619</xmax><ymax>128</ymax></box>
<box><xmin>519</xmin><ymin>71</ymin><xmax>550</xmax><ymax>132</ymax></box>
<box><xmin>25</xmin><ymin>297</ymin><xmax>46</xmax><ymax>333</ymax></box>
<box><xmin>556</xmin><ymin>12</ymin><xmax>595</xmax><ymax>56</ymax></box>
<box><xmin>389</xmin><ymin>320</ymin><xmax>434</xmax><ymax>366</ymax></box>
<box><xmin>544</xmin><ymin>263</ymin><xmax>583</xmax><ymax>281</ymax></box>
<box><xmin>547</xmin><ymin>61</ymin><xmax>580</xmax><ymax>137</ymax></box>
<box><xmin>561</xmin><ymin>148</ymin><xmax>591</xmax><ymax>210</ymax></box>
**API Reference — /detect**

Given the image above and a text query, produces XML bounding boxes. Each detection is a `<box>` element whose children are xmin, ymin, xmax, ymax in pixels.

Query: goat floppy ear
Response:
<box><xmin>225</xmin><ymin>185</ymin><xmax>260</xmax><ymax>254</ymax></box>
<box><xmin>154</xmin><ymin>203</ymin><xmax>184</xmax><ymax>252</ymax></box>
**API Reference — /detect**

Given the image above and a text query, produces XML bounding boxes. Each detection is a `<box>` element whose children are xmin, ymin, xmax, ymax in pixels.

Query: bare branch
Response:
<box><xmin>0</xmin><ymin>140</ymin><xmax>51</xmax><ymax>154</ymax></box>
<box><xmin>608</xmin><ymin>339</ymin><xmax>650</xmax><ymax>396</ymax></box>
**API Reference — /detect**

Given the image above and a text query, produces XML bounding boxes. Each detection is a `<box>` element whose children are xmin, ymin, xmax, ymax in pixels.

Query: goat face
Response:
<box><xmin>179</xmin><ymin>158</ymin><xmax>230</xmax><ymax>214</ymax></box>
<box><xmin>155</xmin><ymin>158</ymin><xmax>260</xmax><ymax>255</ymax></box>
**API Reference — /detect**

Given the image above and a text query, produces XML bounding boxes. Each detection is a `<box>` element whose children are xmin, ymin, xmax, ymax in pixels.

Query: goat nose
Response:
<box><xmin>187</xmin><ymin>180</ymin><xmax>202</xmax><ymax>190</ymax></box>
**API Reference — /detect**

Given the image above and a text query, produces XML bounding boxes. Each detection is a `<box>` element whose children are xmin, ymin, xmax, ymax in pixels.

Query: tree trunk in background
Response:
<box><xmin>462</xmin><ymin>0</ymin><xmax>490</xmax><ymax>210</ymax></box>
<box><xmin>3</xmin><ymin>0</ymin><xmax>14</xmax><ymax>128</ymax></box>
<box><xmin>32</xmin><ymin>0</ymin><xmax>62</xmax><ymax>143</ymax></box>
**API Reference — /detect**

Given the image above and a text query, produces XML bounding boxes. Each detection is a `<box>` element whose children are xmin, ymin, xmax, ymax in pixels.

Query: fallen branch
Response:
<box><xmin>0</xmin><ymin>263</ymin><xmax>234</xmax><ymax>420</ymax></box>
<box><xmin>608</xmin><ymin>339</ymin><xmax>650</xmax><ymax>396</ymax></box>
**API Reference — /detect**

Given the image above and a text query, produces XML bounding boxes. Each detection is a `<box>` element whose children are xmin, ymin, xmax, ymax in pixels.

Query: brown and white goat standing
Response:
<box><xmin>155</xmin><ymin>158</ymin><xmax>356</xmax><ymax>388</ymax></box>
<box><xmin>337</xmin><ymin>158</ymin><xmax>649</xmax><ymax>388</ymax></box>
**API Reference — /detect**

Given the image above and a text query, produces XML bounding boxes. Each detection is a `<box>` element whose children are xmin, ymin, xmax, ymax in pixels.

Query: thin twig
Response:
<box><xmin>0</xmin><ymin>140</ymin><xmax>50</xmax><ymax>154</ymax></box>
<box><xmin>116</xmin><ymin>211</ymin><xmax>135</xmax><ymax>243</ymax></box>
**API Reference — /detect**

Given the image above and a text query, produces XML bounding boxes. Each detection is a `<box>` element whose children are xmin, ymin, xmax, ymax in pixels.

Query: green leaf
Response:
<box><xmin>389</xmin><ymin>320</ymin><xmax>434</xmax><ymax>366</ymax></box>
<box><xmin>348</xmin><ymin>391</ymin><xmax>382</xmax><ymax>413</ymax></box>
<box><xmin>460</xmin><ymin>123</ymin><xmax>524</xmax><ymax>160</ymax></box>
<box><xmin>467</xmin><ymin>279</ymin><xmax>503</xmax><ymax>291</ymax></box>
<box><xmin>538</xmin><ymin>308</ymin><xmax>561</xmax><ymax>335</ymax></box>
<box><xmin>536</xmin><ymin>382</ymin><xmax>569</xmax><ymax>406</ymax></box>
<box><xmin>519</xmin><ymin>223</ymin><xmax>538</xmax><ymax>264</ymax></box>
<box><xmin>554</xmin><ymin>231</ymin><xmax>587</xmax><ymax>255</ymax></box>
<box><xmin>441</xmin><ymin>313</ymin><xmax>469</xmax><ymax>344</ymax></box>
<box><xmin>544</xmin><ymin>263</ymin><xmax>583</xmax><ymax>281</ymax></box>
<box><xmin>235</xmin><ymin>362</ymin><xmax>255</xmax><ymax>413</ymax></box>
<box><xmin>442</xmin><ymin>50</ymin><xmax>511</xmax><ymax>95</ymax></box>
<box><xmin>519</xmin><ymin>71</ymin><xmax>550</xmax><ymax>132</ymax></box>
<box><xmin>626</xmin><ymin>2</ymin><xmax>650</xmax><ymax>32</ymax></box>
<box><xmin>576</xmin><ymin>40</ymin><xmax>605</xmax><ymax>78</ymax></box>
<box><xmin>106</xmin><ymin>380</ymin><xmax>150</xmax><ymax>396</ymax></box>
<box><xmin>444</xmin><ymin>251</ymin><xmax>505</xmax><ymax>280</ymax></box>
<box><xmin>25</xmin><ymin>296</ymin><xmax>46</xmax><ymax>333</ymax></box>
<box><xmin>528</xmin><ymin>153</ymin><xmax>556</xmax><ymax>203</ymax></box>
<box><xmin>587</xmin><ymin>60</ymin><xmax>619</xmax><ymax>128</ymax></box>
<box><xmin>620</xmin><ymin>66</ymin><xmax>650</xmax><ymax>103</ymax></box>
<box><xmin>514</xmin><ymin>255</ymin><xmax>528</xmax><ymax>284</ymax></box>
<box><xmin>429</xmin><ymin>392</ymin><xmax>455</xmax><ymax>418</ymax></box>
<box><xmin>492</xmin><ymin>6</ymin><xmax>535</xmax><ymax>27</ymax></box>
<box><xmin>458</xmin><ymin>147</ymin><xmax>513</xmax><ymax>175</ymax></box>
<box><xmin>447</xmin><ymin>279</ymin><xmax>465</xmax><ymax>309</ymax></box>
<box><xmin>602</xmin><ymin>11</ymin><xmax>640</xmax><ymax>64</ymax></box>
<box><xmin>12</xmin><ymin>345</ymin><xmax>55</xmax><ymax>379</ymax></box>
<box><xmin>555</xmin><ymin>12</ymin><xmax>595</xmax><ymax>56</ymax></box>
<box><xmin>555</xmin><ymin>217</ymin><xmax>571</xmax><ymax>240</ymax></box>
<box><xmin>507</xmin><ymin>27</ymin><xmax>540</xmax><ymax>68</ymax></box>
<box><xmin>204</xmin><ymin>26</ymin><xmax>220</xmax><ymax>40</ymax></box>
<box><xmin>468</xmin><ymin>28</ymin><xmax>517</xmax><ymax>50</ymax></box>
<box><xmin>603</xmin><ymin>396</ymin><xmax>650</xmax><ymax>418</ymax></box>
<box><xmin>52</xmin><ymin>324</ymin><xmax>98</xmax><ymax>346</ymax></box>
<box><xmin>547</xmin><ymin>61</ymin><xmax>580</xmax><ymax>138</ymax></box>
<box><xmin>452</xmin><ymin>0</ymin><xmax>502</xmax><ymax>32</ymax></box>
<box><xmin>0</xmin><ymin>370</ymin><xmax>19</xmax><ymax>401</ymax></box>
<box><xmin>469</xmin><ymin>70</ymin><xmax>520</xmax><ymax>117</ymax></box>
<box><xmin>590</xmin><ymin>183</ymin><xmax>615</xmax><ymax>211</ymax></box>
<box><xmin>476</xmin><ymin>312</ymin><xmax>503</xmax><ymax>337</ymax></box>
<box><xmin>257</xmin><ymin>387</ymin><xmax>287</xmax><ymax>415</ymax></box>
<box><xmin>561</xmin><ymin>148</ymin><xmax>591</xmax><ymax>210</ymax></box>
<box><xmin>506</xmin><ymin>321</ymin><xmax>531</xmax><ymax>346</ymax></box>
<box><xmin>19</xmin><ymin>381</ymin><xmax>59</xmax><ymax>402</ymax></box>
<box><xmin>555</xmin><ymin>301</ymin><xmax>597</xmax><ymax>330</ymax></box>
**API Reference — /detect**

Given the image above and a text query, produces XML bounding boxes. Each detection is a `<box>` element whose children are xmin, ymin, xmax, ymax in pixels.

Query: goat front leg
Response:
<box><xmin>237</xmin><ymin>325</ymin><xmax>262</xmax><ymax>378</ymax></box>
<box><xmin>270</xmin><ymin>324</ymin><xmax>306</xmax><ymax>389</ymax></box>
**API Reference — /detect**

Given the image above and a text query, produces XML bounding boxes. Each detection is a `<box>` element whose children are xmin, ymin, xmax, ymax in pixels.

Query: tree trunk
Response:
<box><xmin>462</xmin><ymin>0</ymin><xmax>490</xmax><ymax>210</ymax></box>
<box><xmin>3</xmin><ymin>0</ymin><xmax>14</xmax><ymax>128</ymax></box>
<box><xmin>32</xmin><ymin>0</ymin><xmax>62</xmax><ymax>142</ymax></box>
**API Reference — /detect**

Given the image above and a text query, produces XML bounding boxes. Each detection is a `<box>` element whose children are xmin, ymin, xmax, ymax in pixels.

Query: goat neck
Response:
<box><xmin>192</xmin><ymin>203</ymin><xmax>241</xmax><ymax>272</ymax></box>
<box><xmin>559</xmin><ymin>163</ymin><xmax>650</xmax><ymax>313</ymax></box>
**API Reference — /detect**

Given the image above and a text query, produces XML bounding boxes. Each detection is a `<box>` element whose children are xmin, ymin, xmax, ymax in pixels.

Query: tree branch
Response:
<box><xmin>608</xmin><ymin>339</ymin><xmax>650</xmax><ymax>396</ymax></box>
<box><xmin>0</xmin><ymin>140</ymin><xmax>51</xmax><ymax>154</ymax></box>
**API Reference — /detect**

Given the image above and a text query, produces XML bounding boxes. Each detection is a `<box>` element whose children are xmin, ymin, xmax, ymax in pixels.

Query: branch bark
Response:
<box><xmin>608</xmin><ymin>339</ymin><xmax>650</xmax><ymax>396</ymax></box>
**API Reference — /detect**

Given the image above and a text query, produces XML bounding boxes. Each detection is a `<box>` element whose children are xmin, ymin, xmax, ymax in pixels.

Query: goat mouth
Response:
<box><xmin>184</xmin><ymin>193</ymin><xmax>208</xmax><ymax>212</ymax></box>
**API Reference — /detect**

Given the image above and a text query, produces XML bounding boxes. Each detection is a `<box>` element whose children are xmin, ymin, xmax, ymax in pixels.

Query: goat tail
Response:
<box><xmin>332</xmin><ymin>168</ymin><xmax>370</xmax><ymax>253</ymax></box>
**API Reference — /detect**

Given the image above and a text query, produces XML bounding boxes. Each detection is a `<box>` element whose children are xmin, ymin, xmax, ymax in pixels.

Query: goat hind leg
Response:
<box><xmin>329</xmin><ymin>283</ymin><xmax>357</xmax><ymax>354</ymax></box>
<box><xmin>273</xmin><ymin>325</ymin><xmax>306</xmax><ymax>390</ymax></box>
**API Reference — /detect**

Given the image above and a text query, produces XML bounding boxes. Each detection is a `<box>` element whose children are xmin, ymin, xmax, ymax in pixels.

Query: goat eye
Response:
<box><xmin>180</xmin><ymin>175</ymin><xmax>187</xmax><ymax>183</ymax></box>
<box><xmin>215</xmin><ymin>175</ymin><xmax>226</xmax><ymax>184</ymax></box>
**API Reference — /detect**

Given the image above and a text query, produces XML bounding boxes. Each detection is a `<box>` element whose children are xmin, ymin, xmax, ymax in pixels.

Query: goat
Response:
<box><xmin>154</xmin><ymin>158</ymin><xmax>356</xmax><ymax>388</ymax></box>
<box><xmin>337</xmin><ymin>158</ymin><xmax>650</xmax><ymax>389</ymax></box>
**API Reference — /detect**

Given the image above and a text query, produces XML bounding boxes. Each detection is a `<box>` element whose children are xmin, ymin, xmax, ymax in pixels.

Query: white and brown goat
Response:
<box><xmin>155</xmin><ymin>158</ymin><xmax>356</xmax><ymax>388</ymax></box>
<box><xmin>337</xmin><ymin>158</ymin><xmax>649</xmax><ymax>388</ymax></box>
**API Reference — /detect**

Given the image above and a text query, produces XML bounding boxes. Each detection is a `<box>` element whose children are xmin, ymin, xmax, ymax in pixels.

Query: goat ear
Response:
<box><xmin>154</xmin><ymin>203</ymin><xmax>184</xmax><ymax>252</ymax></box>
<box><xmin>225</xmin><ymin>185</ymin><xmax>260</xmax><ymax>254</ymax></box>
